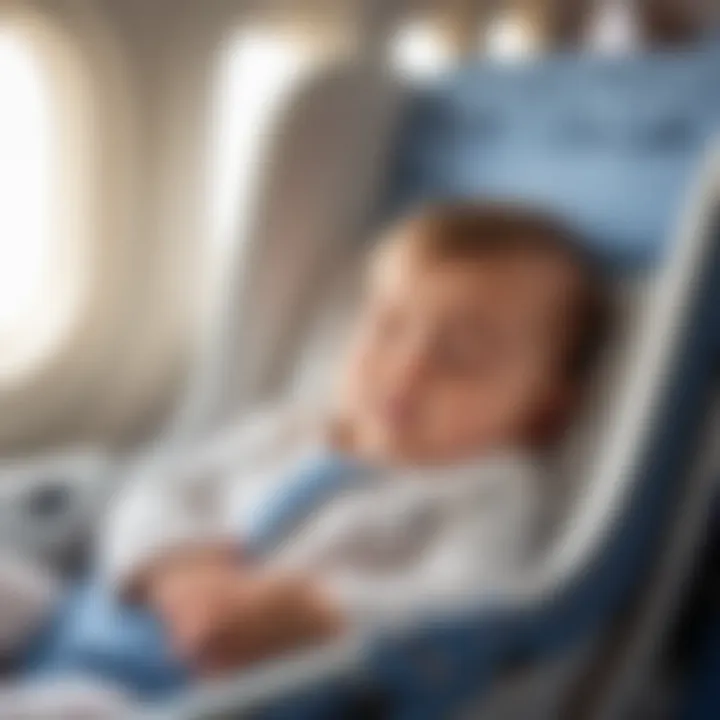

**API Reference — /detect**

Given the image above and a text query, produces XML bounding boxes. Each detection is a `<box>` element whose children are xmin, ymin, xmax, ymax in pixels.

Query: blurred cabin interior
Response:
<box><xmin>0</xmin><ymin>0</ymin><xmax>716</xmax><ymax>457</ymax></box>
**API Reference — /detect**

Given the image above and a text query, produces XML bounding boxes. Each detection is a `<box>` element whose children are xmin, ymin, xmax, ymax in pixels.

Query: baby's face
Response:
<box><xmin>336</xmin><ymin>233</ymin><xmax>580</xmax><ymax>465</ymax></box>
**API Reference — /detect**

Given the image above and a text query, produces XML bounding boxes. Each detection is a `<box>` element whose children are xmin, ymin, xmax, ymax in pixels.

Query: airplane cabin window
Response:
<box><xmin>208</xmin><ymin>26</ymin><xmax>331</xmax><ymax>262</ymax></box>
<box><xmin>0</xmin><ymin>27</ymin><xmax>87</xmax><ymax>385</ymax></box>
<box><xmin>182</xmin><ymin>23</ymin><xmax>344</xmax><ymax>432</ymax></box>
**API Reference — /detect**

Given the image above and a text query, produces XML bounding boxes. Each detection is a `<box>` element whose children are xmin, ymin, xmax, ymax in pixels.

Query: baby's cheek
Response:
<box><xmin>434</xmin><ymin>388</ymin><xmax>522</xmax><ymax>448</ymax></box>
<box><xmin>422</xmin><ymin>393</ymin><xmax>488</xmax><ymax>450</ymax></box>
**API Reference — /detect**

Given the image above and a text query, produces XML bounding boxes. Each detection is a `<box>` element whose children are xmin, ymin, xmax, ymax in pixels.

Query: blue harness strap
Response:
<box><xmin>242</xmin><ymin>450</ymin><xmax>365</xmax><ymax>557</ymax></box>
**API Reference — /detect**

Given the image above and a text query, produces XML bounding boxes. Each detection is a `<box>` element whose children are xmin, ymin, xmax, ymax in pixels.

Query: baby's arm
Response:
<box><xmin>145</xmin><ymin>564</ymin><xmax>344</xmax><ymax>676</ymax></box>
<box><xmin>149</xmin><ymin>459</ymin><xmax>542</xmax><ymax>674</ymax></box>
<box><xmin>100</xmin><ymin>467</ymin><xmax>236</xmax><ymax>602</ymax></box>
<box><xmin>200</xmin><ymin>573</ymin><xmax>344</xmax><ymax>674</ymax></box>
<box><xmin>204</xmin><ymin>573</ymin><xmax>346</xmax><ymax>674</ymax></box>
<box><xmin>99</xmin><ymin>407</ymin><xmax>296</xmax><ymax>599</ymax></box>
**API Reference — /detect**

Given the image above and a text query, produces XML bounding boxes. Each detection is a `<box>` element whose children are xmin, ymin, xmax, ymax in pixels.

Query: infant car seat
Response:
<box><xmin>139</xmin><ymin>44</ymin><xmax>720</xmax><ymax>720</ymax></box>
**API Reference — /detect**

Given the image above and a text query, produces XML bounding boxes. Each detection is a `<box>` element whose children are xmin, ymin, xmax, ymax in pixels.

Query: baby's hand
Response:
<box><xmin>186</xmin><ymin>572</ymin><xmax>346</xmax><ymax>676</ymax></box>
<box><xmin>150</xmin><ymin>565</ymin><xmax>344</xmax><ymax>676</ymax></box>
<box><xmin>146</xmin><ymin>555</ymin><xmax>247</xmax><ymax>666</ymax></box>
<box><xmin>130</xmin><ymin>544</ymin><xmax>240</xmax><ymax>603</ymax></box>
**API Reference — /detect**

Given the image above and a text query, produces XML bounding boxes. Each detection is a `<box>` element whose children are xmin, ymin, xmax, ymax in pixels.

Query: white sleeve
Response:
<box><xmin>321</xmin><ymin>467</ymin><xmax>543</xmax><ymax>631</ymax></box>
<box><xmin>98</xmin><ymin>406</ymin><xmax>299</xmax><ymax>593</ymax></box>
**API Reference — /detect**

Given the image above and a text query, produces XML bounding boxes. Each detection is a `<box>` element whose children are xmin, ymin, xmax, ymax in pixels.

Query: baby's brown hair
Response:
<box><xmin>391</xmin><ymin>201</ymin><xmax>611</xmax><ymax>385</ymax></box>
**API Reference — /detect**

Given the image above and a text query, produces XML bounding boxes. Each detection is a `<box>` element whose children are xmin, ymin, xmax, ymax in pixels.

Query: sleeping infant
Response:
<box><xmin>0</xmin><ymin>202</ymin><xmax>609</xmax><ymax>716</ymax></box>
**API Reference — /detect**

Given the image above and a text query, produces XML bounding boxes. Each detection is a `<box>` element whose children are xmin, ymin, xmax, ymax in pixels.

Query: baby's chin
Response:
<box><xmin>341</xmin><ymin>421</ymin><xmax>416</xmax><ymax>466</ymax></box>
<box><xmin>349</xmin><ymin>422</ymin><xmax>454</xmax><ymax>467</ymax></box>
<box><xmin>334</xmin><ymin>409</ymin><xmax>498</xmax><ymax>466</ymax></box>
<box><xmin>346</xmin><ymin>416</ymin><xmax>505</xmax><ymax>467</ymax></box>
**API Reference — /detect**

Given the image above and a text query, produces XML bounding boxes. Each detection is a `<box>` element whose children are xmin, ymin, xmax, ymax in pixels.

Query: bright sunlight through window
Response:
<box><xmin>209</xmin><ymin>28</ymin><xmax>318</xmax><ymax>256</ymax></box>
<box><xmin>0</xmin><ymin>26</ymin><xmax>85</xmax><ymax>383</ymax></box>
<box><xmin>0</xmin><ymin>32</ymin><xmax>52</xmax><ymax>342</ymax></box>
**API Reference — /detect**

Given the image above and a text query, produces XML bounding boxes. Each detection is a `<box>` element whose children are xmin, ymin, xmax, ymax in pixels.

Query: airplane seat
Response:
<box><xmin>379</xmin><ymin>48</ymin><xmax>720</xmax><ymax>720</ymax></box>
<box><xmin>149</xmin><ymin>45</ymin><xmax>720</xmax><ymax>719</ymax></box>
<box><xmin>180</xmin><ymin>64</ymin><xmax>405</xmax><ymax>428</ymax></box>
<box><xmin>359</xmin><ymin>48</ymin><xmax>720</xmax><ymax>720</ymax></box>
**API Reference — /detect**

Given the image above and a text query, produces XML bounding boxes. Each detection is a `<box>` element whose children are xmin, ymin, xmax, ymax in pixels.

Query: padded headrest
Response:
<box><xmin>389</xmin><ymin>44</ymin><xmax>720</xmax><ymax>266</ymax></box>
